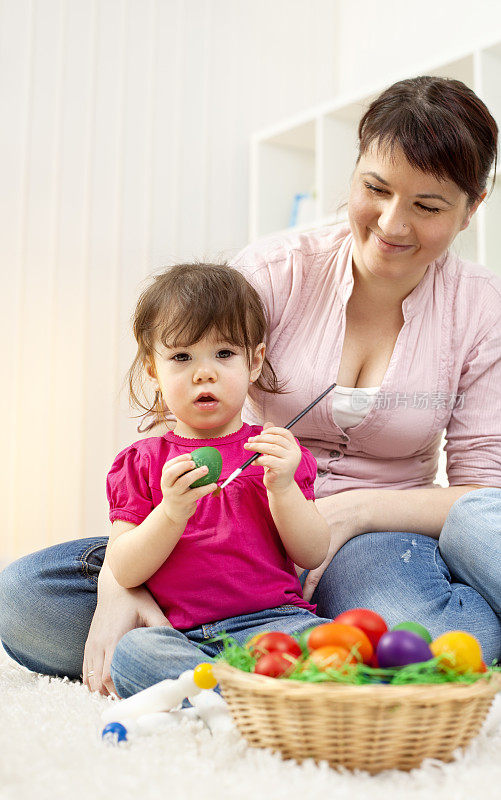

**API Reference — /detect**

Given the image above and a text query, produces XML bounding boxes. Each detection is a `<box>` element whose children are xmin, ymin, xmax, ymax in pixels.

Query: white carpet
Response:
<box><xmin>1</xmin><ymin>644</ymin><xmax>500</xmax><ymax>800</ymax></box>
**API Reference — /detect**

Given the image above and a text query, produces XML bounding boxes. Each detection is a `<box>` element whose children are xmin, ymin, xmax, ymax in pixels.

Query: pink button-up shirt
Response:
<box><xmin>231</xmin><ymin>223</ymin><xmax>501</xmax><ymax>497</ymax></box>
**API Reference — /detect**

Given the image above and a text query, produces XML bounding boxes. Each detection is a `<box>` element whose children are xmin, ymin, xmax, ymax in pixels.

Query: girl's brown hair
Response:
<box><xmin>128</xmin><ymin>262</ymin><xmax>287</xmax><ymax>427</ymax></box>
<box><xmin>357</xmin><ymin>76</ymin><xmax>498</xmax><ymax>206</ymax></box>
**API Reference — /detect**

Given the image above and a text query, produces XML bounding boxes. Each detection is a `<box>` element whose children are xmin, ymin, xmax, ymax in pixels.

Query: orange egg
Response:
<box><xmin>307</xmin><ymin>623</ymin><xmax>373</xmax><ymax>664</ymax></box>
<box><xmin>308</xmin><ymin>645</ymin><xmax>357</xmax><ymax>672</ymax></box>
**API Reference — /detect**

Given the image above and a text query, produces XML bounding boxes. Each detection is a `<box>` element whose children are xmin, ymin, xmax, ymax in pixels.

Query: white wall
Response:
<box><xmin>335</xmin><ymin>0</ymin><xmax>501</xmax><ymax>94</ymax></box>
<box><xmin>0</xmin><ymin>0</ymin><xmax>339</xmax><ymax>561</ymax></box>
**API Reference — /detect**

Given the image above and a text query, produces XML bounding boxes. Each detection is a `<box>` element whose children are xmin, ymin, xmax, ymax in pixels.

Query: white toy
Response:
<box><xmin>101</xmin><ymin>662</ymin><xmax>233</xmax><ymax>743</ymax></box>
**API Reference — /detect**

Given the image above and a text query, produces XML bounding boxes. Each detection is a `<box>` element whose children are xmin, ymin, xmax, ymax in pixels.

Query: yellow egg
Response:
<box><xmin>430</xmin><ymin>631</ymin><xmax>483</xmax><ymax>673</ymax></box>
<box><xmin>193</xmin><ymin>662</ymin><xmax>217</xmax><ymax>689</ymax></box>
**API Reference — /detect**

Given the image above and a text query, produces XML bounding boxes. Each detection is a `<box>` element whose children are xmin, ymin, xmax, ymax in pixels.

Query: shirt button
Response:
<box><xmin>341</xmin><ymin>435</ymin><xmax>349</xmax><ymax>442</ymax></box>
<box><xmin>329</xmin><ymin>450</ymin><xmax>341</xmax><ymax>458</ymax></box>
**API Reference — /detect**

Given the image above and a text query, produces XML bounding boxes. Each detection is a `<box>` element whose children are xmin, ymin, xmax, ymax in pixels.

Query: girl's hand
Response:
<box><xmin>243</xmin><ymin>422</ymin><xmax>302</xmax><ymax>494</ymax></box>
<box><xmin>160</xmin><ymin>453</ymin><xmax>217</xmax><ymax>525</ymax></box>
<box><xmin>83</xmin><ymin>566</ymin><xmax>172</xmax><ymax>697</ymax></box>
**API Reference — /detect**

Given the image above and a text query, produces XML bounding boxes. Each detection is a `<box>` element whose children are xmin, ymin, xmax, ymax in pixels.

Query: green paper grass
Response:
<box><xmin>213</xmin><ymin>634</ymin><xmax>501</xmax><ymax>686</ymax></box>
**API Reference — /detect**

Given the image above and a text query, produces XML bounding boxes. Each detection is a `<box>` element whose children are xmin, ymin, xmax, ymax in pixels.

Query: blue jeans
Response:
<box><xmin>110</xmin><ymin>606</ymin><xmax>331</xmax><ymax>698</ymax></box>
<box><xmin>0</xmin><ymin>488</ymin><xmax>499</xmax><ymax>694</ymax></box>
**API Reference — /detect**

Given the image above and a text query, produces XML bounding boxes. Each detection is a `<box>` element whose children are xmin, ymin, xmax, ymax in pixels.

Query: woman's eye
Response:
<box><xmin>416</xmin><ymin>203</ymin><xmax>440</xmax><ymax>214</ymax></box>
<box><xmin>366</xmin><ymin>182</ymin><xmax>440</xmax><ymax>214</ymax></box>
<box><xmin>365</xmin><ymin>183</ymin><xmax>386</xmax><ymax>194</ymax></box>
<box><xmin>217</xmin><ymin>349</ymin><xmax>234</xmax><ymax>358</ymax></box>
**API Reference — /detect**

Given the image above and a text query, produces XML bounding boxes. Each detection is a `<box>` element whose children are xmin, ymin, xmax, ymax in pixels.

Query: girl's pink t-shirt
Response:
<box><xmin>107</xmin><ymin>423</ymin><xmax>317</xmax><ymax>629</ymax></box>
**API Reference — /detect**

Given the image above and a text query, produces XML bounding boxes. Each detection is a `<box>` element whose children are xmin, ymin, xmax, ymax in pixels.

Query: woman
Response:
<box><xmin>0</xmin><ymin>76</ymin><xmax>499</xmax><ymax>696</ymax></box>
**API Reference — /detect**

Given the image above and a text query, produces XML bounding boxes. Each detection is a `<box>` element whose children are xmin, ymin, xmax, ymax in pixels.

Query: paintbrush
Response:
<box><xmin>212</xmin><ymin>382</ymin><xmax>337</xmax><ymax>496</ymax></box>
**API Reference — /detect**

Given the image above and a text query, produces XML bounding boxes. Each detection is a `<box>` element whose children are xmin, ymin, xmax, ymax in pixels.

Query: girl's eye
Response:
<box><xmin>217</xmin><ymin>349</ymin><xmax>234</xmax><ymax>359</ymax></box>
<box><xmin>365</xmin><ymin>183</ymin><xmax>441</xmax><ymax>214</ymax></box>
<box><xmin>172</xmin><ymin>353</ymin><xmax>190</xmax><ymax>362</ymax></box>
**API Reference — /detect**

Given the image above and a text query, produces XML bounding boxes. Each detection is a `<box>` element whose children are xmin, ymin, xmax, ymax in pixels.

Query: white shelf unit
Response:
<box><xmin>250</xmin><ymin>40</ymin><xmax>501</xmax><ymax>272</ymax></box>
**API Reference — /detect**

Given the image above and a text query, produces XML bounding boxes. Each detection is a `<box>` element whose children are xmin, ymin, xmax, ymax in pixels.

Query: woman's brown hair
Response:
<box><xmin>357</xmin><ymin>76</ymin><xmax>498</xmax><ymax>206</ymax></box>
<box><xmin>127</xmin><ymin>262</ymin><xmax>287</xmax><ymax>428</ymax></box>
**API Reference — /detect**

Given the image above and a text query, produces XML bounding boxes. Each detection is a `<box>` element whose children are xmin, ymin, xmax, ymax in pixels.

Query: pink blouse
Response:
<box><xmin>231</xmin><ymin>223</ymin><xmax>501</xmax><ymax>497</ymax></box>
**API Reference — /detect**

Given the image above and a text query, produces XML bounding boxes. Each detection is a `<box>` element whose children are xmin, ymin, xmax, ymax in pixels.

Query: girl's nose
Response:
<box><xmin>193</xmin><ymin>365</ymin><xmax>217</xmax><ymax>382</ymax></box>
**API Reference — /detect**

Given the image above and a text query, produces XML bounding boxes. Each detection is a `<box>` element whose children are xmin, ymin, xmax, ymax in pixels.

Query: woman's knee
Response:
<box><xmin>439</xmin><ymin>488</ymin><xmax>501</xmax><ymax>612</ymax></box>
<box><xmin>313</xmin><ymin>531</ymin><xmax>501</xmax><ymax>663</ymax></box>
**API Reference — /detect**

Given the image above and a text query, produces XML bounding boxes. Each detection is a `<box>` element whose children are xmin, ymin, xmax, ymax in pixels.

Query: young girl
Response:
<box><xmin>106</xmin><ymin>263</ymin><xmax>331</xmax><ymax>699</ymax></box>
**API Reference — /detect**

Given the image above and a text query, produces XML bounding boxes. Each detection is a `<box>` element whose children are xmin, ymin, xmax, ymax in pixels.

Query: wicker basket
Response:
<box><xmin>213</xmin><ymin>663</ymin><xmax>501</xmax><ymax>773</ymax></box>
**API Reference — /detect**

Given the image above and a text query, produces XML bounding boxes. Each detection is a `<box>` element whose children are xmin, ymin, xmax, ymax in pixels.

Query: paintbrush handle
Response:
<box><xmin>237</xmin><ymin>382</ymin><xmax>338</xmax><ymax>472</ymax></box>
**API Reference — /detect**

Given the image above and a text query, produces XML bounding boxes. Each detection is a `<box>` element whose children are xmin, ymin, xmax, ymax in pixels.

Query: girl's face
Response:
<box><xmin>147</xmin><ymin>330</ymin><xmax>265</xmax><ymax>439</ymax></box>
<box><xmin>348</xmin><ymin>141</ymin><xmax>484</xmax><ymax>293</ymax></box>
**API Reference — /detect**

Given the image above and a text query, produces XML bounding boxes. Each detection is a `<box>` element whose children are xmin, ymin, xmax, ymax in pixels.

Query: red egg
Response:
<box><xmin>249</xmin><ymin>631</ymin><xmax>301</xmax><ymax>660</ymax></box>
<box><xmin>254</xmin><ymin>652</ymin><xmax>295</xmax><ymax>677</ymax></box>
<box><xmin>334</xmin><ymin>608</ymin><xmax>388</xmax><ymax>649</ymax></box>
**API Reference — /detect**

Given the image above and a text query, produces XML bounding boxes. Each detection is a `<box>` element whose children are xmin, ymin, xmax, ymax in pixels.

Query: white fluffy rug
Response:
<box><xmin>1</xmin><ymin>644</ymin><xmax>500</xmax><ymax>800</ymax></box>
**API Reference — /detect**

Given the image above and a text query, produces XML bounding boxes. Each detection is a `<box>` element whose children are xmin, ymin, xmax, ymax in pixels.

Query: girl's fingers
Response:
<box><xmin>181</xmin><ymin>465</ymin><xmax>210</xmax><ymax>490</ymax></box>
<box><xmin>258</xmin><ymin>427</ymin><xmax>297</xmax><ymax>442</ymax></box>
<box><xmin>189</xmin><ymin>483</ymin><xmax>218</xmax><ymax>500</ymax></box>
<box><xmin>163</xmin><ymin>453</ymin><xmax>193</xmax><ymax>466</ymax></box>
<box><xmin>162</xmin><ymin>458</ymin><xmax>197</xmax><ymax>486</ymax></box>
<box><xmin>244</xmin><ymin>441</ymin><xmax>290</xmax><ymax>456</ymax></box>
<box><xmin>251</xmin><ymin>455</ymin><xmax>285</xmax><ymax>469</ymax></box>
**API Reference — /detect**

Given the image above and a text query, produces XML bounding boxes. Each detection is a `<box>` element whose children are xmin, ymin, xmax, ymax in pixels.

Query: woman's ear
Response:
<box><xmin>460</xmin><ymin>190</ymin><xmax>487</xmax><ymax>231</ymax></box>
<box><xmin>249</xmin><ymin>342</ymin><xmax>266</xmax><ymax>383</ymax></box>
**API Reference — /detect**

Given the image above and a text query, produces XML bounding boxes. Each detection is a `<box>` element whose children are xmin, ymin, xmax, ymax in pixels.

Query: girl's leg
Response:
<box><xmin>109</xmin><ymin>606</ymin><xmax>331</xmax><ymax>698</ymax></box>
<box><xmin>0</xmin><ymin>538</ymin><xmax>107</xmax><ymax>678</ymax></box>
<box><xmin>439</xmin><ymin>488</ymin><xmax>501</xmax><ymax>613</ymax></box>
<box><xmin>109</xmin><ymin>626</ymin><xmax>220</xmax><ymax>698</ymax></box>
<box><xmin>312</xmin><ymin>530</ymin><xmax>501</xmax><ymax>665</ymax></box>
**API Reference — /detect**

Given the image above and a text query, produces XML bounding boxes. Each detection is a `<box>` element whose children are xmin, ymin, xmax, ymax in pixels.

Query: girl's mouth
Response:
<box><xmin>194</xmin><ymin>395</ymin><xmax>219</xmax><ymax>409</ymax></box>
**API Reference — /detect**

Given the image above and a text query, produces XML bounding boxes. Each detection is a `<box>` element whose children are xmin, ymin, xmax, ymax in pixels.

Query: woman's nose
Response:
<box><xmin>378</xmin><ymin>201</ymin><xmax>409</xmax><ymax>237</ymax></box>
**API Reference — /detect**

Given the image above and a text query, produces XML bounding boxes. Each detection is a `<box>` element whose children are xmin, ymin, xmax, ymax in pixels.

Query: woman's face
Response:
<box><xmin>348</xmin><ymin>141</ymin><xmax>483</xmax><ymax>289</ymax></box>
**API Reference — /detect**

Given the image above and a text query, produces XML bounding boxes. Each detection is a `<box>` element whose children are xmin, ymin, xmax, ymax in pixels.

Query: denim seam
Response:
<box><xmin>78</xmin><ymin>542</ymin><xmax>105</xmax><ymax>585</ymax></box>
<box><xmin>432</xmin><ymin>540</ymin><xmax>452</xmax><ymax>590</ymax></box>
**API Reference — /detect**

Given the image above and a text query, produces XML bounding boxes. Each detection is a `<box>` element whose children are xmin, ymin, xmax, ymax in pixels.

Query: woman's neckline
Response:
<box><xmin>334</xmin><ymin>384</ymin><xmax>380</xmax><ymax>393</ymax></box>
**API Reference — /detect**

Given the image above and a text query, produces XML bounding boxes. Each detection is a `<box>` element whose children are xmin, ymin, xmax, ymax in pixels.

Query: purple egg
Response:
<box><xmin>376</xmin><ymin>630</ymin><xmax>433</xmax><ymax>668</ymax></box>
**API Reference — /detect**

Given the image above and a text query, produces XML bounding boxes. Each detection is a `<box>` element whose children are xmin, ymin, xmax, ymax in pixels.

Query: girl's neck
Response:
<box><xmin>172</xmin><ymin>418</ymin><xmax>244</xmax><ymax>440</ymax></box>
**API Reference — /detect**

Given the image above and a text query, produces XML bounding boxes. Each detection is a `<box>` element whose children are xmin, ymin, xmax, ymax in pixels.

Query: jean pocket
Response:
<box><xmin>79</xmin><ymin>540</ymin><xmax>107</xmax><ymax>582</ymax></box>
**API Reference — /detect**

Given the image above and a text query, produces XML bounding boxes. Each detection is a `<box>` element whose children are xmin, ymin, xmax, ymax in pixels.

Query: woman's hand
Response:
<box><xmin>301</xmin><ymin>490</ymin><xmax>369</xmax><ymax>602</ymax></box>
<box><xmin>159</xmin><ymin>454</ymin><xmax>218</xmax><ymax>525</ymax></box>
<box><xmin>83</xmin><ymin>561</ymin><xmax>172</xmax><ymax>696</ymax></box>
<box><xmin>243</xmin><ymin>422</ymin><xmax>302</xmax><ymax>493</ymax></box>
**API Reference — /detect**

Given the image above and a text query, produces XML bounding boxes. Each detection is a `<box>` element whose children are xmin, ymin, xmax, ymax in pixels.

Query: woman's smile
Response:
<box><xmin>370</xmin><ymin>230</ymin><xmax>415</xmax><ymax>253</ymax></box>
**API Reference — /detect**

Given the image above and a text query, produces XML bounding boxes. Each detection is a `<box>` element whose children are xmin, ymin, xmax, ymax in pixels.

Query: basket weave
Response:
<box><xmin>213</xmin><ymin>663</ymin><xmax>501</xmax><ymax>773</ymax></box>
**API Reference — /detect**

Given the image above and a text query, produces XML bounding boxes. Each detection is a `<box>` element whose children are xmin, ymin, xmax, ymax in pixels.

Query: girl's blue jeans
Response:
<box><xmin>0</xmin><ymin>488</ymin><xmax>500</xmax><ymax>698</ymax></box>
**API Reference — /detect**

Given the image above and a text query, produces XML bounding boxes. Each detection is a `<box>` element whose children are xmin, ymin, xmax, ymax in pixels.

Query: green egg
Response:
<box><xmin>189</xmin><ymin>446</ymin><xmax>223</xmax><ymax>488</ymax></box>
<box><xmin>391</xmin><ymin>621</ymin><xmax>432</xmax><ymax>644</ymax></box>
<box><xmin>298</xmin><ymin>626</ymin><xmax>320</xmax><ymax>653</ymax></box>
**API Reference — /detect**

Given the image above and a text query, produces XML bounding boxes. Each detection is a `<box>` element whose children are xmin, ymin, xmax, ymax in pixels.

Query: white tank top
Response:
<box><xmin>332</xmin><ymin>385</ymin><xmax>381</xmax><ymax>431</ymax></box>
